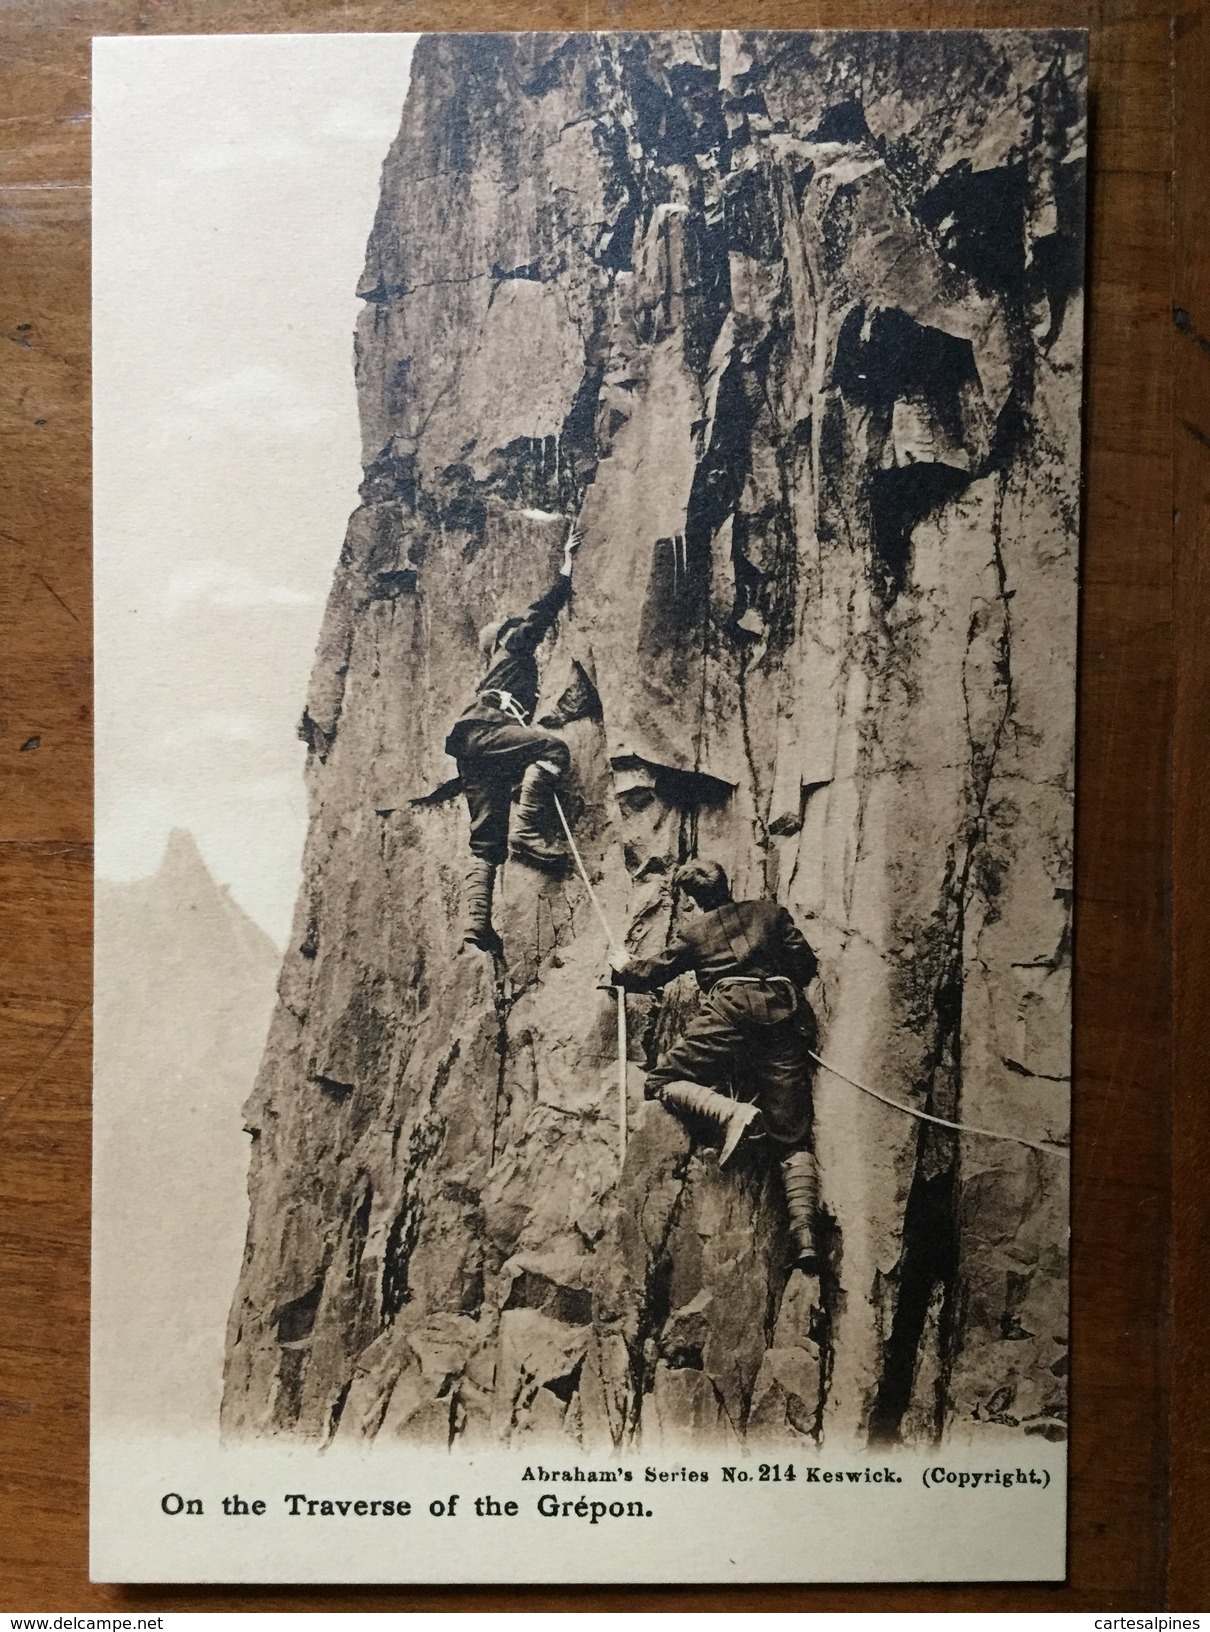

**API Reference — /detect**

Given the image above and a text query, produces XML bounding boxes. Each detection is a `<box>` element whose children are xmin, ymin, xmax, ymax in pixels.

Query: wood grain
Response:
<box><xmin>0</xmin><ymin>0</ymin><xmax>1183</xmax><ymax>1608</ymax></box>
<box><xmin>1170</xmin><ymin>0</ymin><xmax>1209</xmax><ymax>1610</ymax></box>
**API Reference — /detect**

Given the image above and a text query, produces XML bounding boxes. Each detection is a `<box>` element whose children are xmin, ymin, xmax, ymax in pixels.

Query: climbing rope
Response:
<box><xmin>546</xmin><ymin>795</ymin><xmax>1065</xmax><ymax>1165</ymax></box>
<box><xmin>807</xmin><ymin>1049</ymin><xmax>1070</xmax><ymax>1161</ymax></box>
<box><xmin>552</xmin><ymin>793</ymin><xmax>627</xmax><ymax>1164</ymax></box>
<box><xmin>552</xmin><ymin>794</ymin><xmax>620</xmax><ymax>954</ymax></box>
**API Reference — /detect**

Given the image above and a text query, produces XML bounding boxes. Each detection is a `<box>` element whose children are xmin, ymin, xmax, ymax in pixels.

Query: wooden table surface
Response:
<box><xmin>0</xmin><ymin>0</ymin><xmax>1202</xmax><ymax>1610</ymax></box>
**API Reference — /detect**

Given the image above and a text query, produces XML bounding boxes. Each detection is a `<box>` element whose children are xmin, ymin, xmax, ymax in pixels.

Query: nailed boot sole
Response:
<box><xmin>719</xmin><ymin>1102</ymin><xmax>762</xmax><ymax>1168</ymax></box>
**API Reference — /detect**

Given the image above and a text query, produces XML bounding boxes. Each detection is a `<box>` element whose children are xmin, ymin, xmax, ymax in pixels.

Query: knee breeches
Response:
<box><xmin>646</xmin><ymin>989</ymin><xmax>815</xmax><ymax>1147</ymax></box>
<box><xmin>453</xmin><ymin>716</ymin><xmax>571</xmax><ymax>865</ymax></box>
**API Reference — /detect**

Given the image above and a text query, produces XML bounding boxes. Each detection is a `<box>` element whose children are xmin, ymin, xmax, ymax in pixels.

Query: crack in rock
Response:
<box><xmin>223</xmin><ymin>30</ymin><xmax>1081</xmax><ymax>1452</ymax></box>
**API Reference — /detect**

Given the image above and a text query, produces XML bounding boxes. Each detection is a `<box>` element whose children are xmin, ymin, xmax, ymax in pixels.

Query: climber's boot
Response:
<box><xmin>658</xmin><ymin>1079</ymin><xmax>762</xmax><ymax>1168</ymax></box>
<box><xmin>461</xmin><ymin>856</ymin><xmax>503</xmax><ymax>955</ymax></box>
<box><xmin>509</xmin><ymin>760</ymin><xmax>568</xmax><ymax>871</ymax></box>
<box><xmin>780</xmin><ymin>1149</ymin><xmax>821</xmax><ymax>1272</ymax></box>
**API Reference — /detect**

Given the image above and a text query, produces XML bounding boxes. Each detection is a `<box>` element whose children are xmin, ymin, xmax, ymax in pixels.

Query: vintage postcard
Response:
<box><xmin>91</xmin><ymin>29</ymin><xmax>1084</xmax><ymax>1583</ymax></box>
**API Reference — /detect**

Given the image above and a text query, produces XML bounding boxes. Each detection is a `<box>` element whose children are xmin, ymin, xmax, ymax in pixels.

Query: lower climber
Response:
<box><xmin>610</xmin><ymin>859</ymin><xmax>822</xmax><ymax>1271</ymax></box>
<box><xmin>444</xmin><ymin>520</ymin><xmax>581</xmax><ymax>955</ymax></box>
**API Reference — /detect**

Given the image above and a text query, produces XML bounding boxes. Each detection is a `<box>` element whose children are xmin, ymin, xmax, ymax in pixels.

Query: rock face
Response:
<box><xmin>94</xmin><ymin>830</ymin><xmax>279</xmax><ymax>1432</ymax></box>
<box><xmin>223</xmin><ymin>31</ymin><xmax>1082</xmax><ymax>1450</ymax></box>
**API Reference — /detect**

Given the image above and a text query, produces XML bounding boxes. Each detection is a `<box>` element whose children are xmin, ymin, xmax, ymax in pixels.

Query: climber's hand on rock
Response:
<box><xmin>561</xmin><ymin>523</ymin><xmax>583</xmax><ymax>573</ymax></box>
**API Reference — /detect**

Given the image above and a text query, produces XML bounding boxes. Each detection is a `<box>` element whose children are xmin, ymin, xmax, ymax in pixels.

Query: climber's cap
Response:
<box><xmin>478</xmin><ymin>616</ymin><xmax>522</xmax><ymax>661</ymax></box>
<box><xmin>673</xmin><ymin>859</ymin><xmax>731</xmax><ymax>912</ymax></box>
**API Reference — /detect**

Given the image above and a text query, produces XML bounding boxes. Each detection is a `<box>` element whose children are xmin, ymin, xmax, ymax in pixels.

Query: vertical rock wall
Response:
<box><xmin>224</xmin><ymin>30</ymin><xmax>1083</xmax><ymax>1451</ymax></box>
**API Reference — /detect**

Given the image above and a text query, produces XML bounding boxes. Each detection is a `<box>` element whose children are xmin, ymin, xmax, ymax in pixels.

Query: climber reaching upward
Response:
<box><xmin>445</xmin><ymin>520</ymin><xmax>581</xmax><ymax>955</ymax></box>
<box><xmin>610</xmin><ymin>860</ymin><xmax>822</xmax><ymax>1271</ymax></box>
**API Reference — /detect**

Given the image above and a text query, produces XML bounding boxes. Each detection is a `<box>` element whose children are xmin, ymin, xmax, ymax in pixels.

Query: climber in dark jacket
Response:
<box><xmin>445</xmin><ymin>521</ymin><xmax>580</xmax><ymax>954</ymax></box>
<box><xmin>610</xmin><ymin>859</ymin><xmax>822</xmax><ymax>1270</ymax></box>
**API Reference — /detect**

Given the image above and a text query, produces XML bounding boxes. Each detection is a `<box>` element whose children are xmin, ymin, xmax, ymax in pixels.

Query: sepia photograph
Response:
<box><xmin>91</xmin><ymin>27</ymin><xmax>1084</xmax><ymax>1582</ymax></box>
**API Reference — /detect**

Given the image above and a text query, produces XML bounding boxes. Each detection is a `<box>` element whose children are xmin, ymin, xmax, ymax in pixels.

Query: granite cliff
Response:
<box><xmin>223</xmin><ymin>30</ymin><xmax>1082</xmax><ymax>1450</ymax></box>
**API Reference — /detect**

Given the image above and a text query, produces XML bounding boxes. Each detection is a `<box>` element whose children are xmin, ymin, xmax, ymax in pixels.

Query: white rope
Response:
<box><xmin>545</xmin><ymin>802</ymin><xmax>1059</xmax><ymax>1165</ymax></box>
<box><xmin>552</xmin><ymin>793</ymin><xmax>619</xmax><ymax>953</ymax></box>
<box><xmin>808</xmin><ymin>1049</ymin><xmax>1070</xmax><ymax>1160</ymax></box>
<box><xmin>552</xmin><ymin>792</ymin><xmax>626</xmax><ymax>1162</ymax></box>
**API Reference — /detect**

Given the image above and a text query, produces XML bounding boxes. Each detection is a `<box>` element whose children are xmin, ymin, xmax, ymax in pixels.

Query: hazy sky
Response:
<box><xmin>94</xmin><ymin>33</ymin><xmax>419</xmax><ymax>946</ymax></box>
